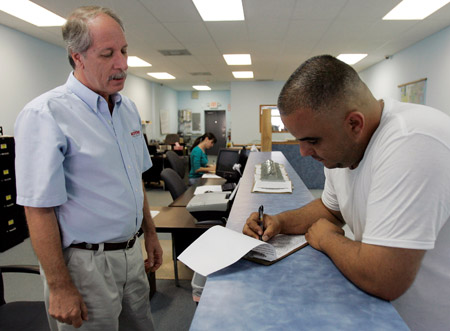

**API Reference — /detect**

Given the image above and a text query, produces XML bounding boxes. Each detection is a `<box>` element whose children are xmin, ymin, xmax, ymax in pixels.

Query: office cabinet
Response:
<box><xmin>0</xmin><ymin>136</ymin><xmax>28</xmax><ymax>252</ymax></box>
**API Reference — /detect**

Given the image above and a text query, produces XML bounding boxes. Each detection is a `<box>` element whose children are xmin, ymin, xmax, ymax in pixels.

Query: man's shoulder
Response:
<box><xmin>23</xmin><ymin>84</ymin><xmax>73</xmax><ymax>112</ymax></box>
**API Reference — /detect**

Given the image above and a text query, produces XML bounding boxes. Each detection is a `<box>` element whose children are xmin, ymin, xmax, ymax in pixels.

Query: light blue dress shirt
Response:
<box><xmin>15</xmin><ymin>73</ymin><xmax>152</xmax><ymax>248</ymax></box>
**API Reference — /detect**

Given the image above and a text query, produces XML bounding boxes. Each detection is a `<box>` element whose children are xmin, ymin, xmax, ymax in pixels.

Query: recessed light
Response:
<box><xmin>337</xmin><ymin>54</ymin><xmax>368</xmax><ymax>65</ymax></box>
<box><xmin>383</xmin><ymin>0</ymin><xmax>450</xmax><ymax>20</ymax></box>
<box><xmin>223</xmin><ymin>54</ymin><xmax>252</xmax><ymax>65</ymax></box>
<box><xmin>192</xmin><ymin>0</ymin><xmax>245</xmax><ymax>21</ymax></box>
<box><xmin>232</xmin><ymin>71</ymin><xmax>254</xmax><ymax>79</ymax></box>
<box><xmin>147</xmin><ymin>72</ymin><xmax>176</xmax><ymax>80</ymax></box>
<box><xmin>0</xmin><ymin>0</ymin><xmax>66</xmax><ymax>26</ymax></box>
<box><xmin>193</xmin><ymin>85</ymin><xmax>211</xmax><ymax>91</ymax></box>
<box><xmin>127</xmin><ymin>56</ymin><xmax>152</xmax><ymax>67</ymax></box>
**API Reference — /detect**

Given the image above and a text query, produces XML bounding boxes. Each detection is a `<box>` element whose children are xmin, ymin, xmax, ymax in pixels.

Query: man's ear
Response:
<box><xmin>71</xmin><ymin>52</ymin><xmax>84</xmax><ymax>69</ymax></box>
<box><xmin>345</xmin><ymin>111</ymin><xmax>365</xmax><ymax>138</ymax></box>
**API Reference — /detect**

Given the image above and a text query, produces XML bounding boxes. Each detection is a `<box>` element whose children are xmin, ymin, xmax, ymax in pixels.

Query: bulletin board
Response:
<box><xmin>398</xmin><ymin>78</ymin><xmax>427</xmax><ymax>105</ymax></box>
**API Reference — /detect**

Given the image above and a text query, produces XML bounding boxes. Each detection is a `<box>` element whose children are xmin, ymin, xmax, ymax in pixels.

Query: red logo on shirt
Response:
<box><xmin>131</xmin><ymin>130</ymin><xmax>140</xmax><ymax>137</ymax></box>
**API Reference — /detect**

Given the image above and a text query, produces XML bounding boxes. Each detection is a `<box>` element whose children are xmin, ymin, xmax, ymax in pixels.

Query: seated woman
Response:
<box><xmin>189</xmin><ymin>132</ymin><xmax>217</xmax><ymax>185</ymax></box>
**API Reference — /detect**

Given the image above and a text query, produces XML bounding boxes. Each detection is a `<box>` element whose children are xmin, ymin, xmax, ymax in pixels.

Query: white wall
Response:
<box><xmin>1</xmin><ymin>23</ymin><xmax>177</xmax><ymax>140</ymax></box>
<box><xmin>178</xmin><ymin>90</ymin><xmax>231</xmax><ymax>134</ymax></box>
<box><xmin>230</xmin><ymin>81</ymin><xmax>293</xmax><ymax>144</ymax></box>
<box><xmin>360</xmin><ymin>25</ymin><xmax>450</xmax><ymax>115</ymax></box>
<box><xmin>1</xmin><ymin>24</ymin><xmax>71</xmax><ymax>135</ymax></box>
<box><xmin>151</xmin><ymin>83</ymin><xmax>178</xmax><ymax>142</ymax></box>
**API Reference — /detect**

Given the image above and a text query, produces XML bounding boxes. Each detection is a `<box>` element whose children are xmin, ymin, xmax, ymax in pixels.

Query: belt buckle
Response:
<box><xmin>125</xmin><ymin>234</ymin><xmax>136</xmax><ymax>250</ymax></box>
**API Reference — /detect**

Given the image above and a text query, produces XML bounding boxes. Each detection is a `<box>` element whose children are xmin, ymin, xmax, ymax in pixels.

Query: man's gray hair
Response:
<box><xmin>62</xmin><ymin>6</ymin><xmax>124</xmax><ymax>69</ymax></box>
<box><xmin>277</xmin><ymin>55</ymin><xmax>363</xmax><ymax>116</ymax></box>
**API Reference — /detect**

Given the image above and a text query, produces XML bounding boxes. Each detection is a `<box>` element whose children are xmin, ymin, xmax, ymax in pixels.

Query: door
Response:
<box><xmin>205</xmin><ymin>110</ymin><xmax>226</xmax><ymax>155</ymax></box>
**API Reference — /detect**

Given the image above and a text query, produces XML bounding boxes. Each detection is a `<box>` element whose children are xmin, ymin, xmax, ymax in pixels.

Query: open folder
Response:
<box><xmin>177</xmin><ymin>226</ymin><xmax>307</xmax><ymax>276</ymax></box>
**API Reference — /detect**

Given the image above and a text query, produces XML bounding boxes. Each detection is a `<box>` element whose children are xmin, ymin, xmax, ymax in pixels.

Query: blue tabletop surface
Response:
<box><xmin>190</xmin><ymin>152</ymin><xmax>408</xmax><ymax>330</ymax></box>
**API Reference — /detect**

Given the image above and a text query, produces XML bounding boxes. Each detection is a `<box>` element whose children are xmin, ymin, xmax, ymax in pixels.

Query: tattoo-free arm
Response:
<box><xmin>24</xmin><ymin>206</ymin><xmax>88</xmax><ymax>327</ymax></box>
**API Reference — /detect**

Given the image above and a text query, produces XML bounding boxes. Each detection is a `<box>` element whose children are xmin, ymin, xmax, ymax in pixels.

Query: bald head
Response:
<box><xmin>278</xmin><ymin>55</ymin><xmax>374</xmax><ymax>118</ymax></box>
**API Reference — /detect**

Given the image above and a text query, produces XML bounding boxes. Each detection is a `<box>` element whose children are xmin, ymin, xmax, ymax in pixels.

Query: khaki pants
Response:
<box><xmin>42</xmin><ymin>238</ymin><xmax>154</xmax><ymax>331</ymax></box>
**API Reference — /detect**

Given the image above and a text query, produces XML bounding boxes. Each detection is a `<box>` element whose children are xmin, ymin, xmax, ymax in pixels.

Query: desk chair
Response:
<box><xmin>160</xmin><ymin>168</ymin><xmax>187</xmax><ymax>201</ymax></box>
<box><xmin>0</xmin><ymin>265</ymin><xmax>50</xmax><ymax>331</ymax></box>
<box><xmin>160</xmin><ymin>168</ymin><xmax>188</xmax><ymax>286</ymax></box>
<box><xmin>166</xmin><ymin>151</ymin><xmax>186</xmax><ymax>179</ymax></box>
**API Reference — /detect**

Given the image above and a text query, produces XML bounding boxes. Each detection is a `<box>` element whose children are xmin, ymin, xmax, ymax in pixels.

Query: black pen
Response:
<box><xmin>258</xmin><ymin>205</ymin><xmax>264</xmax><ymax>240</ymax></box>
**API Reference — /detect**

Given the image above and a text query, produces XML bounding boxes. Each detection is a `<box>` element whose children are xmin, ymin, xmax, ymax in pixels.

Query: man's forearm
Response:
<box><xmin>310</xmin><ymin>222</ymin><xmax>425</xmax><ymax>301</ymax></box>
<box><xmin>141</xmin><ymin>183</ymin><xmax>158</xmax><ymax>237</ymax></box>
<box><xmin>24</xmin><ymin>207</ymin><xmax>74</xmax><ymax>290</ymax></box>
<box><xmin>278</xmin><ymin>198</ymin><xmax>344</xmax><ymax>235</ymax></box>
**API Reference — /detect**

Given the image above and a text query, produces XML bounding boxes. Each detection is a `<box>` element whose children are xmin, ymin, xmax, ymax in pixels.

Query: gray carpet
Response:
<box><xmin>152</xmin><ymin>279</ymin><xmax>197</xmax><ymax>331</ymax></box>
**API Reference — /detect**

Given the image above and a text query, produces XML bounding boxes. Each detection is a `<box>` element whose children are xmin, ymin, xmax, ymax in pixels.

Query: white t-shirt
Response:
<box><xmin>322</xmin><ymin>98</ymin><xmax>450</xmax><ymax>330</ymax></box>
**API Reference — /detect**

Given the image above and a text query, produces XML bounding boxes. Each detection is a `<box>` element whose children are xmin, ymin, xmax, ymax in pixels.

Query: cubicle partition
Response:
<box><xmin>190</xmin><ymin>151</ymin><xmax>407</xmax><ymax>330</ymax></box>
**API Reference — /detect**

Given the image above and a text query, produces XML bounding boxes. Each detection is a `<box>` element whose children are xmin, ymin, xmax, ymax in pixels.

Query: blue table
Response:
<box><xmin>190</xmin><ymin>152</ymin><xmax>408</xmax><ymax>330</ymax></box>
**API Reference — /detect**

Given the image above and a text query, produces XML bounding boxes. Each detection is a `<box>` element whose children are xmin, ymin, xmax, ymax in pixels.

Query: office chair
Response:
<box><xmin>160</xmin><ymin>168</ymin><xmax>187</xmax><ymax>201</ymax></box>
<box><xmin>164</xmin><ymin>133</ymin><xmax>180</xmax><ymax>145</ymax></box>
<box><xmin>166</xmin><ymin>151</ymin><xmax>186</xmax><ymax>179</ymax></box>
<box><xmin>160</xmin><ymin>168</ymin><xmax>189</xmax><ymax>286</ymax></box>
<box><xmin>0</xmin><ymin>265</ymin><xmax>50</xmax><ymax>331</ymax></box>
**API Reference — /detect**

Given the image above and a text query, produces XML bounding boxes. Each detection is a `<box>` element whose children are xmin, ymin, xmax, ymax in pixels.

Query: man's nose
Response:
<box><xmin>115</xmin><ymin>53</ymin><xmax>128</xmax><ymax>71</ymax></box>
<box><xmin>299</xmin><ymin>142</ymin><xmax>314</xmax><ymax>157</ymax></box>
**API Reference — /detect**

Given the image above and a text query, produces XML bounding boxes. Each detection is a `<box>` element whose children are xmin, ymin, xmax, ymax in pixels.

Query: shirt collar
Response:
<box><xmin>66</xmin><ymin>72</ymin><xmax>122</xmax><ymax>113</ymax></box>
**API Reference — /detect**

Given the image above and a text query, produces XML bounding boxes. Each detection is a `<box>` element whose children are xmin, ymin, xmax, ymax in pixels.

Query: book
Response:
<box><xmin>177</xmin><ymin>225</ymin><xmax>307</xmax><ymax>276</ymax></box>
<box><xmin>245</xmin><ymin>233</ymin><xmax>308</xmax><ymax>265</ymax></box>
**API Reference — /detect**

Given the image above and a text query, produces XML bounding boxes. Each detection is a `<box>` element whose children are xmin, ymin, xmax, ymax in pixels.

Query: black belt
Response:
<box><xmin>69</xmin><ymin>234</ymin><xmax>138</xmax><ymax>251</ymax></box>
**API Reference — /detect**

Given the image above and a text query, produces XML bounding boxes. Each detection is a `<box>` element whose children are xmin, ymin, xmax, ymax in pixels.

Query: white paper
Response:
<box><xmin>150</xmin><ymin>210</ymin><xmax>160</xmax><ymax>218</ymax></box>
<box><xmin>194</xmin><ymin>185</ymin><xmax>222</xmax><ymax>195</ymax></box>
<box><xmin>177</xmin><ymin>226</ymin><xmax>269</xmax><ymax>276</ymax></box>
<box><xmin>202</xmin><ymin>173</ymin><xmax>222</xmax><ymax>178</ymax></box>
<box><xmin>252</xmin><ymin>163</ymin><xmax>292</xmax><ymax>193</ymax></box>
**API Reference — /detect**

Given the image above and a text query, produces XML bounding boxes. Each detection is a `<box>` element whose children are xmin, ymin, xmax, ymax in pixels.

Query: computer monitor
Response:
<box><xmin>216</xmin><ymin>148</ymin><xmax>240</xmax><ymax>182</ymax></box>
<box><xmin>238</xmin><ymin>147</ymin><xmax>250</xmax><ymax>172</ymax></box>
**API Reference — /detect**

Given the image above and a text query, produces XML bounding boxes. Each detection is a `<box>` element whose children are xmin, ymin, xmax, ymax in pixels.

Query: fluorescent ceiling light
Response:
<box><xmin>0</xmin><ymin>0</ymin><xmax>66</xmax><ymax>26</ymax></box>
<box><xmin>127</xmin><ymin>56</ymin><xmax>152</xmax><ymax>67</ymax></box>
<box><xmin>193</xmin><ymin>0</ymin><xmax>245</xmax><ymax>21</ymax></box>
<box><xmin>337</xmin><ymin>54</ymin><xmax>368</xmax><ymax>65</ymax></box>
<box><xmin>193</xmin><ymin>85</ymin><xmax>211</xmax><ymax>91</ymax></box>
<box><xmin>232</xmin><ymin>71</ymin><xmax>254</xmax><ymax>79</ymax></box>
<box><xmin>223</xmin><ymin>54</ymin><xmax>252</xmax><ymax>65</ymax></box>
<box><xmin>147</xmin><ymin>72</ymin><xmax>176</xmax><ymax>80</ymax></box>
<box><xmin>383</xmin><ymin>0</ymin><xmax>450</xmax><ymax>20</ymax></box>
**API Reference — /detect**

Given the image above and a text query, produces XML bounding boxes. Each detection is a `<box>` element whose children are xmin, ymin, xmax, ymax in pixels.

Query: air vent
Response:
<box><xmin>190</xmin><ymin>72</ymin><xmax>212</xmax><ymax>76</ymax></box>
<box><xmin>158</xmin><ymin>49</ymin><xmax>191</xmax><ymax>56</ymax></box>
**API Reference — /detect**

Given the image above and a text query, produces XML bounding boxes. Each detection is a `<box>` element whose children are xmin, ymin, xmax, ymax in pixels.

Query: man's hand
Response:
<box><xmin>243</xmin><ymin>212</ymin><xmax>281</xmax><ymax>241</ymax></box>
<box><xmin>48</xmin><ymin>283</ymin><xmax>88</xmax><ymax>328</ymax></box>
<box><xmin>144</xmin><ymin>233</ymin><xmax>163</xmax><ymax>273</ymax></box>
<box><xmin>305</xmin><ymin>218</ymin><xmax>344</xmax><ymax>251</ymax></box>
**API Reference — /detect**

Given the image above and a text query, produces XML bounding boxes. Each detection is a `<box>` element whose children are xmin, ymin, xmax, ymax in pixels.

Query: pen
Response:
<box><xmin>258</xmin><ymin>205</ymin><xmax>264</xmax><ymax>240</ymax></box>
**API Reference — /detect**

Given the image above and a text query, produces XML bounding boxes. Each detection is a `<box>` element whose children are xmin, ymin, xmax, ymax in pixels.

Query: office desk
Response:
<box><xmin>190</xmin><ymin>152</ymin><xmax>408</xmax><ymax>330</ymax></box>
<box><xmin>169</xmin><ymin>177</ymin><xmax>226</xmax><ymax>207</ymax></box>
<box><xmin>151</xmin><ymin>206</ymin><xmax>219</xmax><ymax>286</ymax></box>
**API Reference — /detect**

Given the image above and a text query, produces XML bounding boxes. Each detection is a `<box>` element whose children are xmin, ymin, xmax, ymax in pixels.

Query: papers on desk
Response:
<box><xmin>150</xmin><ymin>210</ymin><xmax>160</xmax><ymax>218</ymax></box>
<box><xmin>194</xmin><ymin>185</ymin><xmax>222</xmax><ymax>195</ymax></box>
<box><xmin>177</xmin><ymin>225</ymin><xmax>307</xmax><ymax>276</ymax></box>
<box><xmin>202</xmin><ymin>173</ymin><xmax>222</xmax><ymax>179</ymax></box>
<box><xmin>252</xmin><ymin>163</ymin><xmax>292</xmax><ymax>193</ymax></box>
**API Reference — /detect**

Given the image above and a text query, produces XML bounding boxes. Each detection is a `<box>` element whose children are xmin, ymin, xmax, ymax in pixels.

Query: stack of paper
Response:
<box><xmin>252</xmin><ymin>163</ymin><xmax>292</xmax><ymax>193</ymax></box>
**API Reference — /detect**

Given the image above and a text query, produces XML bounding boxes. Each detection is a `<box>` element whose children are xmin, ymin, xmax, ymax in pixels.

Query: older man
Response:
<box><xmin>244</xmin><ymin>55</ymin><xmax>450</xmax><ymax>330</ymax></box>
<box><xmin>15</xmin><ymin>6</ymin><xmax>162</xmax><ymax>330</ymax></box>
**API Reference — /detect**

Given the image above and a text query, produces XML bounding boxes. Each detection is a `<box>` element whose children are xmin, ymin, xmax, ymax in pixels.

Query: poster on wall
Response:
<box><xmin>398</xmin><ymin>78</ymin><xmax>427</xmax><ymax>105</ymax></box>
<box><xmin>160</xmin><ymin>110</ymin><xmax>170</xmax><ymax>134</ymax></box>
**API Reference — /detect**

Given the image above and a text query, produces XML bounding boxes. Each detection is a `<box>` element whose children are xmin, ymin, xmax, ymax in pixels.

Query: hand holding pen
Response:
<box><xmin>258</xmin><ymin>205</ymin><xmax>264</xmax><ymax>241</ymax></box>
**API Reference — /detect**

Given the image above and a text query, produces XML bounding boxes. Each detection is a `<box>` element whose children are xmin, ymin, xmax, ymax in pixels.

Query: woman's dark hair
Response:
<box><xmin>191</xmin><ymin>132</ymin><xmax>217</xmax><ymax>151</ymax></box>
